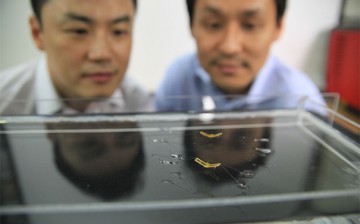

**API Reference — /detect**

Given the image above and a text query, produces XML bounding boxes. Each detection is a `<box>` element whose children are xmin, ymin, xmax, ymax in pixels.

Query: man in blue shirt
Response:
<box><xmin>156</xmin><ymin>0</ymin><xmax>325</xmax><ymax>113</ymax></box>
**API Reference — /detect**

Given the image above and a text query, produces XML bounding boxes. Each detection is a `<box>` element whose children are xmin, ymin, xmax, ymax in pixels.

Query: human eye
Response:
<box><xmin>65</xmin><ymin>27</ymin><xmax>89</xmax><ymax>36</ymax></box>
<box><xmin>241</xmin><ymin>18</ymin><xmax>264</xmax><ymax>32</ymax></box>
<box><xmin>242</xmin><ymin>22</ymin><xmax>256</xmax><ymax>31</ymax></box>
<box><xmin>112</xmin><ymin>29</ymin><xmax>128</xmax><ymax>37</ymax></box>
<box><xmin>203</xmin><ymin>20</ymin><xmax>223</xmax><ymax>31</ymax></box>
<box><xmin>208</xmin><ymin>22</ymin><xmax>223</xmax><ymax>30</ymax></box>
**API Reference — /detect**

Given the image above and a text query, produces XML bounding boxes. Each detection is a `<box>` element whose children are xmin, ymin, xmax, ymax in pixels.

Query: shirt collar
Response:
<box><xmin>193</xmin><ymin>53</ymin><xmax>278</xmax><ymax>95</ymax></box>
<box><xmin>246</xmin><ymin>54</ymin><xmax>282</xmax><ymax>105</ymax></box>
<box><xmin>35</xmin><ymin>55</ymin><xmax>63</xmax><ymax>115</ymax></box>
<box><xmin>81</xmin><ymin>89</ymin><xmax>126</xmax><ymax>114</ymax></box>
<box><xmin>192</xmin><ymin>53</ymin><xmax>280</xmax><ymax>108</ymax></box>
<box><xmin>248</xmin><ymin>54</ymin><xmax>277</xmax><ymax>96</ymax></box>
<box><xmin>194</xmin><ymin>55</ymin><xmax>212</xmax><ymax>84</ymax></box>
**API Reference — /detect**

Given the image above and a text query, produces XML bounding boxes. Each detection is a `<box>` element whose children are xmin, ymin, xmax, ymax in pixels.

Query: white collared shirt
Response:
<box><xmin>34</xmin><ymin>56</ymin><xmax>130</xmax><ymax>114</ymax></box>
<box><xmin>0</xmin><ymin>55</ymin><xmax>154</xmax><ymax>115</ymax></box>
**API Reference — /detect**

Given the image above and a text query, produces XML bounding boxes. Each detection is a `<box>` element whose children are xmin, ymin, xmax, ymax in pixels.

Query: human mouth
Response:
<box><xmin>213</xmin><ymin>59</ymin><xmax>249</xmax><ymax>75</ymax></box>
<box><xmin>217</xmin><ymin>63</ymin><xmax>240</xmax><ymax>74</ymax></box>
<box><xmin>83</xmin><ymin>72</ymin><xmax>114</xmax><ymax>83</ymax></box>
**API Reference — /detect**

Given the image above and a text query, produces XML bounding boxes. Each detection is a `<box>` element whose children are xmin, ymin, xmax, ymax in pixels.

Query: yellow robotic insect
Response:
<box><xmin>195</xmin><ymin>157</ymin><xmax>221</xmax><ymax>169</ymax></box>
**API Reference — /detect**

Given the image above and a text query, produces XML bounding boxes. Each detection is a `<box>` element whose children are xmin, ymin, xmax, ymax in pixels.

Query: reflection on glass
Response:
<box><xmin>47</xmin><ymin>121</ymin><xmax>144</xmax><ymax>201</ymax></box>
<box><xmin>184</xmin><ymin>117</ymin><xmax>272</xmax><ymax>188</ymax></box>
<box><xmin>156</xmin><ymin>94</ymin><xmax>328</xmax><ymax>117</ymax></box>
<box><xmin>0</xmin><ymin>112</ymin><xmax>359</xmax><ymax>223</ymax></box>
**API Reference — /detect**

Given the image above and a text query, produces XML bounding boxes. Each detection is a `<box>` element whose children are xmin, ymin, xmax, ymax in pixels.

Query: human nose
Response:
<box><xmin>218</xmin><ymin>23</ymin><xmax>243</xmax><ymax>56</ymax></box>
<box><xmin>87</xmin><ymin>32</ymin><xmax>112</xmax><ymax>62</ymax></box>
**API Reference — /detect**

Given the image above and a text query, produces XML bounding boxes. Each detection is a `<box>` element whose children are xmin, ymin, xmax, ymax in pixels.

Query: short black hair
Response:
<box><xmin>30</xmin><ymin>0</ymin><xmax>138</xmax><ymax>23</ymax></box>
<box><xmin>186</xmin><ymin>0</ymin><xmax>287</xmax><ymax>26</ymax></box>
<box><xmin>183</xmin><ymin>119</ymin><xmax>273</xmax><ymax>184</ymax></box>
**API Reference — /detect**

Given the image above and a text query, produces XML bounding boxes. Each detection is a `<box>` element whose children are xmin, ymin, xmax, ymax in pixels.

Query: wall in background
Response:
<box><xmin>342</xmin><ymin>0</ymin><xmax>360</xmax><ymax>25</ymax></box>
<box><xmin>0</xmin><ymin>0</ymin><xmax>343</xmax><ymax>92</ymax></box>
<box><xmin>0</xmin><ymin>0</ymin><xmax>41</xmax><ymax>71</ymax></box>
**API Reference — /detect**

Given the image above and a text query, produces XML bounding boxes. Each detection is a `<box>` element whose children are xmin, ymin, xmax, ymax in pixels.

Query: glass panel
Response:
<box><xmin>1</xmin><ymin>109</ymin><xmax>359</xmax><ymax>224</ymax></box>
<box><xmin>1</xmin><ymin>93</ymin><xmax>331</xmax><ymax>116</ymax></box>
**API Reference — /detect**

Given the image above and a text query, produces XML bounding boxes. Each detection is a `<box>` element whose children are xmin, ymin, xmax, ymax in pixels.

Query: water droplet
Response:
<box><xmin>239</xmin><ymin>170</ymin><xmax>255</xmax><ymax>178</ymax></box>
<box><xmin>171</xmin><ymin>172</ymin><xmax>181</xmax><ymax>177</ymax></box>
<box><xmin>153</xmin><ymin>139</ymin><xmax>167</xmax><ymax>143</ymax></box>
<box><xmin>171</xmin><ymin>154</ymin><xmax>184</xmax><ymax>160</ymax></box>
<box><xmin>254</xmin><ymin>147</ymin><xmax>272</xmax><ymax>154</ymax></box>
<box><xmin>160</xmin><ymin>180</ymin><xmax>173</xmax><ymax>184</ymax></box>
<box><xmin>237</xmin><ymin>182</ymin><xmax>248</xmax><ymax>189</ymax></box>
<box><xmin>160</xmin><ymin>160</ymin><xmax>177</xmax><ymax>165</ymax></box>
<box><xmin>254</xmin><ymin>138</ymin><xmax>270</xmax><ymax>143</ymax></box>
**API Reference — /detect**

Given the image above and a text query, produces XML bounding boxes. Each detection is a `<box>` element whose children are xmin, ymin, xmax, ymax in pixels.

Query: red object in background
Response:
<box><xmin>326</xmin><ymin>28</ymin><xmax>360</xmax><ymax>111</ymax></box>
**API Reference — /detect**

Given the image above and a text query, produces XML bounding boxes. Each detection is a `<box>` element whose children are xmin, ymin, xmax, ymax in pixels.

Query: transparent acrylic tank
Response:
<box><xmin>0</xmin><ymin>94</ymin><xmax>359</xmax><ymax>224</ymax></box>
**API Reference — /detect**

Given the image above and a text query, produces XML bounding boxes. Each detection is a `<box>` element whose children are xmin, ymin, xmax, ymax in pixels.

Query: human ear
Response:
<box><xmin>29</xmin><ymin>16</ymin><xmax>45</xmax><ymax>51</ymax></box>
<box><xmin>190</xmin><ymin>25</ymin><xmax>196</xmax><ymax>38</ymax></box>
<box><xmin>273</xmin><ymin>16</ymin><xmax>285</xmax><ymax>42</ymax></box>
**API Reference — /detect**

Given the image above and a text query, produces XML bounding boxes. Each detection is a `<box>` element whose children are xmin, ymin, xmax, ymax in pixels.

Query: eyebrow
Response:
<box><xmin>202</xmin><ymin>6</ymin><xmax>222</xmax><ymax>17</ymax></box>
<box><xmin>201</xmin><ymin>5</ymin><xmax>261</xmax><ymax>19</ymax></box>
<box><xmin>241</xmin><ymin>9</ymin><xmax>261</xmax><ymax>19</ymax></box>
<box><xmin>62</xmin><ymin>12</ymin><xmax>132</xmax><ymax>25</ymax></box>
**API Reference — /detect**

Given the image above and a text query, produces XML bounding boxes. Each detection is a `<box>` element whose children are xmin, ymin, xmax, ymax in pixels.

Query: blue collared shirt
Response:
<box><xmin>155</xmin><ymin>53</ymin><xmax>326</xmax><ymax>114</ymax></box>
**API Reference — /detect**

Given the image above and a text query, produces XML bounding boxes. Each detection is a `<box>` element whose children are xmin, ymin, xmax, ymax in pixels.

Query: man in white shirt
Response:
<box><xmin>0</xmin><ymin>0</ymin><xmax>153</xmax><ymax>115</ymax></box>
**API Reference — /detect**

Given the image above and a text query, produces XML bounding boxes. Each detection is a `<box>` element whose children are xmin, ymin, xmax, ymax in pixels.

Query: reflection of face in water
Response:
<box><xmin>184</xmin><ymin>117</ymin><xmax>272</xmax><ymax>184</ymax></box>
<box><xmin>48</xmin><ymin>121</ymin><xmax>144</xmax><ymax>201</ymax></box>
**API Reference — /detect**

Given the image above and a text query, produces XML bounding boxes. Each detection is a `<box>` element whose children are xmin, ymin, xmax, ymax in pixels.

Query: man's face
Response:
<box><xmin>31</xmin><ymin>0</ymin><xmax>135</xmax><ymax>99</ymax></box>
<box><xmin>191</xmin><ymin>0</ymin><xmax>283</xmax><ymax>94</ymax></box>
